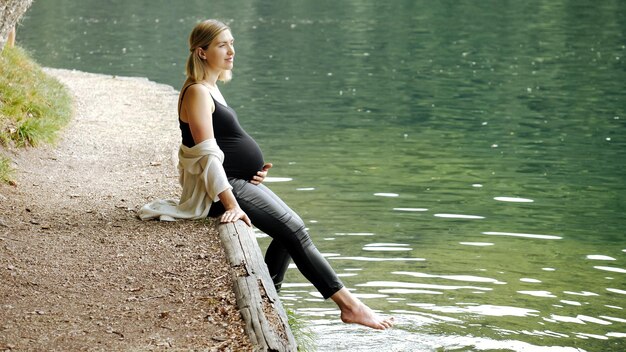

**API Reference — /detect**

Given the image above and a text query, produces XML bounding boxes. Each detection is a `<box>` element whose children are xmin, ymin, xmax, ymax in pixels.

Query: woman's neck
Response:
<box><xmin>203</xmin><ymin>70</ymin><xmax>221</xmax><ymax>87</ymax></box>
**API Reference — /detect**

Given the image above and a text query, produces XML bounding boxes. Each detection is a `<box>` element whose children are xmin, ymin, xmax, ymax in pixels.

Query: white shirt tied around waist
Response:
<box><xmin>138</xmin><ymin>138</ymin><xmax>231</xmax><ymax>221</ymax></box>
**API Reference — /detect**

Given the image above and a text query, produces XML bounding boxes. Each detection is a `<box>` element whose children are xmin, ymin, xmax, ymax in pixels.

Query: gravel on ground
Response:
<box><xmin>0</xmin><ymin>68</ymin><xmax>252</xmax><ymax>351</ymax></box>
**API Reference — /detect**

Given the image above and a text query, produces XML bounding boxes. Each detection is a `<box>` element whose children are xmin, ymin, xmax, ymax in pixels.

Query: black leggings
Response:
<box><xmin>209</xmin><ymin>178</ymin><xmax>344</xmax><ymax>299</ymax></box>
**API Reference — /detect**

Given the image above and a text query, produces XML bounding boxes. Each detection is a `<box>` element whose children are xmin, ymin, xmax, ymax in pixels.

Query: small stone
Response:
<box><xmin>158</xmin><ymin>311</ymin><xmax>170</xmax><ymax>319</ymax></box>
<box><xmin>7</xmin><ymin>265</ymin><xmax>15</xmax><ymax>270</ymax></box>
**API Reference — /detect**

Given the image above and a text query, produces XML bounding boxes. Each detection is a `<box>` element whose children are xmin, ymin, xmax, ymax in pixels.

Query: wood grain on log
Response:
<box><xmin>218</xmin><ymin>221</ymin><xmax>298</xmax><ymax>352</ymax></box>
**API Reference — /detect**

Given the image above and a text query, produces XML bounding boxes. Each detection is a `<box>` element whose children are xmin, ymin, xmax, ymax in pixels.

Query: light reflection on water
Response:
<box><xmin>482</xmin><ymin>231</ymin><xmax>563</xmax><ymax>240</ymax></box>
<box><xmin>392</xmin><ymin>271</ymin><xmax>506</xmax><ymax>284</ymax></box>
<box><xmin>493</xmin><ymin>196</ymin><xmax>534</xmax><ymax>203</ymax></box>
<box><xmin>304</xmin><ymin>315</ymin><xmax>590</xmax><ymax>352</ymax></box>
<box><xmin>282</xmin><ymin>229</ymin><xmax>624</xmax><ymax>351</ymax></box>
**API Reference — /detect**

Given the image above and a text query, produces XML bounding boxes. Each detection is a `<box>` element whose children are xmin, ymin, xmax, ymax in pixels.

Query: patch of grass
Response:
<box><xmin>0</xmin><ymin>46</ymin><xmax>72</xmax><ymax>147</ymax></box>
<box><xmin>0</xmin><ymin>46</ymin><xmax>72</xmax><ymax>183</ymax></box>
<box><xmin>287</xmin><ymin>308</ymin><xmax>317</xmax><ymax>352</ymax></box>
<box><xmin>0</xmin><ymin>155</ymin><xmax>12</xmax><ymax>184</ymax></box>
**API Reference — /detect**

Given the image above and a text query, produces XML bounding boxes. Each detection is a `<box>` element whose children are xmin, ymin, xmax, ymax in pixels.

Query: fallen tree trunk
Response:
<box><xmin>218</xmin><ymin>220</ymin><xmax>298</xmax><ymax>352</ymax></box>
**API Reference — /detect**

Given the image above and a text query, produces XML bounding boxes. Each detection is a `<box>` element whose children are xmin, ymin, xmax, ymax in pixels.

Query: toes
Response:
<box><xmin>380</xmin><ymin>317</ymin><xmax>394</xmax><ymax>329</ymax></box>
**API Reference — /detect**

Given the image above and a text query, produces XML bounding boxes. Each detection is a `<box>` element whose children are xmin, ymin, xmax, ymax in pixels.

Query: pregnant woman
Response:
<box><xmin>140</xmin><ymin>19</ymin><xmax>393</xmax><ymax>330</ymax></box>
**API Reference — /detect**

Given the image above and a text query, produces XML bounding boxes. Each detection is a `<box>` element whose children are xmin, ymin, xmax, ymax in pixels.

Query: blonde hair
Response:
<box><xmin>186</xmin><ymin>19</ymin><xmax>232</xmax><ymax>82</ymax></box>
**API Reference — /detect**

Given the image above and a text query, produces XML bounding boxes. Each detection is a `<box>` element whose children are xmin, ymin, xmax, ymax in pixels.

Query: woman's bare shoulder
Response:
<box><xmin>183</xmin><ymin>83</ymin><xmax>210</xmax><ymax>98</ymax></box>
<box><xmin>180</xmin><ymin>83</ymin><xmax>214</xmax><ymax>122</ymax></box>
<box><xmin>181</xmin><ymin>83</ymin><xmax>213</xmax><ymax>107</ymax></box>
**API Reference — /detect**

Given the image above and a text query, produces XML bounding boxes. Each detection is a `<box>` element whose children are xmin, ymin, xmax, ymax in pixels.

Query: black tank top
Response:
<box><xmin>179</xmin><ymin>84</ymin><xmax>264</xmax><ymax>180</ymax></box>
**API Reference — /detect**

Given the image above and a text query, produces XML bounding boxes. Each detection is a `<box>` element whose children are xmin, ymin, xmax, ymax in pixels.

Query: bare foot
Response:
<box><xmin>340</xmin><ymin>300</ymin><xmax>394</xmax><ymax>330</ymax></box>
<box><xmin>330</xmin><ymin>287</ymin><xmax>394</xmax><ymax>330</ymax></box>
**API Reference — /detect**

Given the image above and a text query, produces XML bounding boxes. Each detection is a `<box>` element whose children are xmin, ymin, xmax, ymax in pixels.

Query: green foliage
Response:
<box><xmin>0</xmin><ymin>46</ymin><xmax>71</xmax><ymax>148</ymax></box>
<box><xmin>286</xmin><ymin>308</ymin><xmax>317</xmax><ymax>352</ymax></box>
<box><xmin>0</xmin><ymin>46</ymin><xmax>72</xmax><ymax>183</ymax></box>
<box><xmin>0</xmin><ymin>155</ymin><xmax>12</xmax><ymax>184</ymax></box>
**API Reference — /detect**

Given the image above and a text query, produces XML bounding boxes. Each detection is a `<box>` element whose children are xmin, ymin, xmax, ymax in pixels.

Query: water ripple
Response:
<box><xmin>264</xmin><ymin>176</ymin><xmax>293</xmax><ymax>182</ymax></box>
<box><xmin>281</xmin><ymin>282</ymin><xmax>313</xmax><ymax>288</ymax></box>
<box><xmin>393</xmin><ymin>271</ymin><xmax>505</xmax><ymax>284</ymax></box>
<box><xmin>334</xmin><ymin>232</ymin><xmax>375</xmax><ymax>236</ymax></box>
<box><xmin>392</xmin><ymin>207</ymin><xmax>428</xmax><ymax>212</ymax></box>
<box><xmin>483</xmin><ymin>231</ymin><xmax>562</xmax><ymax>240</ymax></box>
<box><xmin>577</xmin><ymin>315</ymin><xmax>612</xmax><ymax>325</ymax></box>
<box><xmin>408</xmin><ymin>303</ymin><xmax>539</xmax><ymax>317</ymax></box>
<box><xmin>563</xmin><ymin>291</ymin><xmax>599</xmax><ymax>296</ymax></box>
<box><xmin>606</xmin><ymin>288</ymin><xmax>626</xmax><ymax>295</ymax></box>
<box><xmin>373</xmin><ymin>192</ymin><xmax>398</xmax><ymax>197</ymax></box>
<box><xmin>362</xmin><ymin>246</ymin><xmax>412</xmax><ymax>252</ymax></box>
<box><xmin>363</xmin><ymin>243</ymin><xmax>411</xmax><ymax>252</ymax></box>
<box><xmin>560</xmin><ymin>300</ymin><xmax>581</xmax><ymax>306</ymax></box>
<box><xmin>607</xmin><ymin>332</ymin><xmax>626</xmax><ymax>338</ymax></box>
<box><xmin>379</xmin><ymin>288</ymin><xmax>443</xmax><ymax>295</ymax></box>
<box><xmin>601</xmin><ymin>315</ymin><xmax>626</xmax><ymax>323</ymax></box>
<box><xmin>574</xmin><ymin>333</ymin><xmax>609</xmax><ymax>340</ymax></box>
<box><xmin>390</xmin><ymin>309</ymin><xmax>463</xmax><ymax>323</ymax></box>
<box><xmin>435</xmin><ymin>213</ymin><xmax>485</xmax><ymax>219</ymax></box>
<box><xmin>593</xmin><ymin>266</ymin><xmax>626</xmax><ymax>273</ymax></box>
<box><xmin>329</xmin><ymin>256</ymin><xmax>425</xmax><ymax>262</ymax></box>
<box><xmin>358</xmin><ymin>281</ymin><xmax>492</xmax><ymax>291</ymax></box>
<box><xmin>435</xmin><ymin>334</ymin><xmax>586</xmax><ymax>352</ymax></box>
<box><xmin>517</xmin><ymin>290</ymin><xmax>557</xmax><ymax>298</ymax></box>
<box><xmin>586</xmin><ymin>254</ymin><xmax>616</xmax><ymax>260</ymax></box>
<box><xmin>545</xmin><ymin>314</ymin><xmax>585</xmax><ymax>324</ymax></box>
<box><xmin>520</xmin><ymin>278</ymin><xmax>542</xmax><ymax>283</ymax></box>
<box><xmin>494</xmin><ymin>196</ymin><xmax>534</xmax><ymax>203</ymax></box>
<box><xmin>459</xmin><ymin>241</ymin><xmax>494</xmax><ymax>246</ymax></box>
<box><xmin>548</xmin><ymin>314</ymin><xmax>617</xmax><ymax>326</ymax></box>
<box><xmin>337</xmin><ymin>273</ymin><xmax>358</xmax><ymax>277</ymax></box>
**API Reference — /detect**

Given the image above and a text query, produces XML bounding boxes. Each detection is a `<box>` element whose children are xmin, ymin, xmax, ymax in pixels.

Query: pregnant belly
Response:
<box><xmin>220</xmin><ymin>136</ymin><xmax>264</xmax><ymax>180</ymax></box>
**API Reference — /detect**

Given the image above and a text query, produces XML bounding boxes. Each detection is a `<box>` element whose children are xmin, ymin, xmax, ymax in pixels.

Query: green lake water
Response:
<box><xmin>18</xmin><ymin>1</ymin><xmax>625</xmax><ymax>351</ymax></box>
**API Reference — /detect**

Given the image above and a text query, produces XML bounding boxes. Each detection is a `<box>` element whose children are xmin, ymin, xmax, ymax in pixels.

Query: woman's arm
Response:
<box><xmin>217</xmin><ymin>189</ymin><xmax>251</xmax><ymax>226</ymax></box>
<box><xmin>181</xmin><ymin>84</ymin><xmax>215</xmax><ymax>143</ymax></box>
<box><xmin>182</xmin><ymin>84</ymin><xmax>251</xmax><ymax>226</ymax></box>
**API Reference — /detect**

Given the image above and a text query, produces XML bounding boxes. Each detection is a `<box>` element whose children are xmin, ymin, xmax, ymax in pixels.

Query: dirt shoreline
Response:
<box><xmin>0</xmin><ymin>68</ymin><xmax>252</xmax><ymax>351</ymax></box>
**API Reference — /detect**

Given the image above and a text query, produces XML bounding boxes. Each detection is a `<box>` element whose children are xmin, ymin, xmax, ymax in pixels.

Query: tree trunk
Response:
<box><xmin>0</xmin><ymin>0</ymin><xmax>34</xmax><ymax>51</ymax></box>
<box><xmin>218</xmin><ymin>221</ymin><xmax>298</xmax><ymax>352</ymax></box>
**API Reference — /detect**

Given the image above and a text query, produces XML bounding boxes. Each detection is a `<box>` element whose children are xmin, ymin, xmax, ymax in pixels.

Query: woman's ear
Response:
<box><xmin>196</xmin><ymin>47</ymin><xmax>206</xmax><ymax>60</ymax></box>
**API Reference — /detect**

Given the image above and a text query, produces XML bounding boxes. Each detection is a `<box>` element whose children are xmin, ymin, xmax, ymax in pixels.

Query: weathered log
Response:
<box><xmin>218</xmin><ymin>220</ymin><xmax>298</xmax><ymax>352</ymax></box>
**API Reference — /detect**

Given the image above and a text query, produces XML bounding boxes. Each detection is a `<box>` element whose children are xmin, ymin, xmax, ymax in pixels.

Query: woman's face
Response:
<box><xmin>204</xmin><ymin>29</ymin><xmax>235</xmax><ymax>73</ymax></box>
